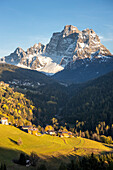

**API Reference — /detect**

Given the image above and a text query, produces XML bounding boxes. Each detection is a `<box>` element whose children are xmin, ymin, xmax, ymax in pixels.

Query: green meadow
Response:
<box><xmin>0</xmin><ymin>124</ymin><xmax>113</xmax><ymax>170</ymax></box>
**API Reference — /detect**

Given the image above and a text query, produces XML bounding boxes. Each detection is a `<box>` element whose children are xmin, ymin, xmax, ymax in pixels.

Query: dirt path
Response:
<box><xmin>61</xmin><ymin>138</ymin><xmax>67</xmax><ymax>144</ymax></box>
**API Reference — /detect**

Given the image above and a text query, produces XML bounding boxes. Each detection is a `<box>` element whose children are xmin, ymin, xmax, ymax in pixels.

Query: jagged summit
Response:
<box><xmin>0</xmin><ymin>25</ymin><xmax>113</xmax><ymax>75</ymax></box>
<box><xmin>33</xmin><ymin>43</ymin><xmax>39</xmax><ymax>48</ymax></box>
<box><xmin>26</xmin><ymin>43</ymin><xmax>45</xmax><ymax>55</ymax></box>
<box><xmin>62</xmin><ymin>25</ymin><xmax>80</xmax><ymax>36</ymax></box>
<box><xmin>14</xmin><ymin>47</ymin><xmax>25</xmax><ymax>54</ymax></box>
<box><xmin>45</xmin><ymin>25</ymin><xmax>112</xmax><ymax>65</ymax></box>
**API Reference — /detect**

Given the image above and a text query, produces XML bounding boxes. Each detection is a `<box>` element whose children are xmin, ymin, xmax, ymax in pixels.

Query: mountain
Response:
<box><xmin>0</xmin><ymin>43</ymin><xmax>63</xmax><ymax>74</ymax></box>
<box><xmin>50</xmin><ymin>25</ymin><xmax>113</xmax><ymax>83</ymax></box>
<box><xmin>1</xmin><ymin>25</ymin><xmax>113</xmax><ymax>78</ymax></box>
<box><xmin>46</xmin><ymin>25</ymin><xmax>112</xmax><ymax>61</ymax></box>
<box><xmin>61</xmin><ymin>70</ymin><xmax>113</xmax><ymax>129</ymax></box>
<box><xmin>45</xmin><ymin>24</ymin><xmax>113</xmax><ymax>81</ymax></box>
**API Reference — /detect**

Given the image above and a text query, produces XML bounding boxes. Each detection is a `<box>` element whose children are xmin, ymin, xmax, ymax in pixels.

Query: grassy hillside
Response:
<box><xmin>0</xmin><ymin>125</ymin><xmax>113</xmax><ymax>169</ymax></box>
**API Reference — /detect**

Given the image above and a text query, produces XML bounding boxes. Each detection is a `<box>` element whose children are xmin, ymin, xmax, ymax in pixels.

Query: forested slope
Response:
<box><xmin>0</xmin><ymin>82</ymin><xmax>34</xmax><ymax>126</ymax></box>
<box><xmin>62</xmin><ymin>71</ymin><xmax>113</xmax><ymax>130</ymax></box>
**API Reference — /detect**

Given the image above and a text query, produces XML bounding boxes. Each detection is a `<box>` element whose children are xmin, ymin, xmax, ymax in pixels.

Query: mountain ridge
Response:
<box><xmin>0</xmin><ymin>25</ymin><xmax>113</xmax><ymax>77</ymax></box>
<box><xmin>53</xmin><ymin>55</ymin><xmax>113</xmax><ymax>84</ymax></box>
<box><xmin>0</xmin><ymin>63</ymin><xmax>56</xmax><ymax>85</ymax></box>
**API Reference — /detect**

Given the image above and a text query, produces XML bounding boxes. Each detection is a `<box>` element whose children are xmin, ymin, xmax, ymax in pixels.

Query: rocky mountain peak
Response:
<box><xmin>1</xmin><ymin>25</ymin><xmax>113</xmax><ymax>75</ymax></box>
<box><xmin>14</xmin><ymin>47</ymin><xmax>25</xmax><ymax>54</ymax></box>
<box><xmin>33</xmin><ymin>42</ymin><xmax>44</xmax><ymax>49</ymax></box>
<box><xmin>62</xmin><ymin>25</ymin><xmax>80</xmax><ymax>37</ymax></box>
<box><xmin>33</xmin><ymin>43</ymin><xmax>39</xmax><ymax>48</ymax></box>
<box><xmin>26</xmin><ymin>43</ymin><xmax>45</xmax><ymax>55</ymax></box>
<box><xmin>45</xmin><ymin>25</ymin><xmax>113</xmax><ymax>68</ymax></box>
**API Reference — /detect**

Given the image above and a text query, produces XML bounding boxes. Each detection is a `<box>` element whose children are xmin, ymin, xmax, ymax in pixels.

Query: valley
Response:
<box><xmin>0</xmin><ymin>24</ymin><xmax>113</xmax><ymax>170</ymax></box>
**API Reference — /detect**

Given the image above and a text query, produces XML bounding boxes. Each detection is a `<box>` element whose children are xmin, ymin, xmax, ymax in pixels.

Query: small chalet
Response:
<box><xmin>21</xmin><ymin>126</ymin><xmax>39</xmax><ymax>136</ymax></box>
<box><xmin>48</xmin><ymin>130</ymin><xmax>56</xmax><ymax>136</ymax></box>
<box><xmin>0</xmin><ymin>82</ymin><xmax>3</xmax><ymax>85</ymax></box>
<box><xmin>58</xmin><ymin>131</ymin><xmax>73</xmax><ymax>138</ymax></box>
<box><xmin>21</xmin><ymin>126</ymin><xmax>33</xmax><ymax>132</ymax></box>
<box><xmin>68</xmin><ymin>131</ymin><xmax>73</xmax><ymax>138</ymax></box>
<box><xmin>28</xmin><ymin>128</ymin><xmax>39</xmax><ymax>136</ymax></box>
<box><xmin>0</xmin><ymin>82</ymin><xmax>9</xmax><ymax>87</ymax></box>
<box><xmin>45</xmin><ymin>125</ymin><xmax>56</xmax><ymax>136</ymax></box>
<box><xmin>61</xmin><ymin>132</ymin><xmax>69</xmax><ymax>138</ymax></box>
<box><xmin>1</xmin><ymin>117</ymin><xmax>9</xmax><ymax>125</ymax></box>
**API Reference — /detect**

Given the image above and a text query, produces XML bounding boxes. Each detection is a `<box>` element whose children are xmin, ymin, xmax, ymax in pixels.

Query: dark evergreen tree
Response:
<box><xmin>37</xmin><ymin>164</ymin><xmax>47</xmax><ymax>170</ymax></box>
<box><xmin>18</xmin><ymin>153</ymin><xmax>26</xmax><ymax>165</ymax></box>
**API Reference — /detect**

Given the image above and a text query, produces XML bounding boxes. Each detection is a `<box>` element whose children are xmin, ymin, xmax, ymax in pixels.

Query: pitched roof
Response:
<box><xmin>22</xmin><ymin>126</ymin><xmax>33</xmax><ymax>129</ymax></box>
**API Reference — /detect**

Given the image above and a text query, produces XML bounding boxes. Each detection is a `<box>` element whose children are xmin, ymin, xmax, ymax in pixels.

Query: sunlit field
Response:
<box><xmin>0</xmin><ymin>125</ymin><xmax>113</xmax><ymax>169</ymax></box>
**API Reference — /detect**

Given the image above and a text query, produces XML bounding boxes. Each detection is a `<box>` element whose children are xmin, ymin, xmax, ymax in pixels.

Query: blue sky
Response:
<box><xmin>0</xmin><ymin>0</ymin><xmax>113</xmax><ymax>57</ymax></box>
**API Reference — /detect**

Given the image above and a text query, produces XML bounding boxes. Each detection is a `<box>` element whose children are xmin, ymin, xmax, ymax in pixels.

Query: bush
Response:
<box><xmin>59</xmin><ymin>163</ymin><xmax>67</xmax><ymax>170</ymax></box>
<box><xmin>17</xmin><ymin>138</ymin><xmax>23</xmax><ymax>146</ymax></box>
<box><xmin>18</xmin><ymin>153</ymin><xmax>26</xmax><ymax>165</ymax></box>
<box><xmin>0</xmin><ymin>163</ymin><xmax>7</xmax><ymax>170</ymax></box>
<box><xmin>30</xmin><ymin>152</ymin><xmax>39</xmax><ymax>166</ymax></box>
<box><xmin>37</xmin><ymin>164</ymin><xmax>47</xmax><ymax>170</ymax></box>
<box><xmin>100</xmin><ymin>135</ymin><xmax>112</xmax><ymax>144</ymax></box>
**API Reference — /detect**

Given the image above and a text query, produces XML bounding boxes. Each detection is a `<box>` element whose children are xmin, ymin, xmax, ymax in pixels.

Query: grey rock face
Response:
<box><xmin>45</xmin><ymin>25</ymin><xmax>112</xmax><ymax>67</ymax></box>
<box><xmin>45</xmin><ymin>25</ymin><xmax>79</xmax><ymax>57</ymax></box>
<box><xmin>3</xmin><ymin>47</ymin><xmax>26</xmax><ymax>64</ymax></box>
<box><xmin>0</xmin><ymin>43</ymin><xmax>46</xmax><ymax>69</ymax></box>
<box><xmin>26</xmin><ymin>43</ymin><xmax>45</xmax><ymax>55</ymax></box>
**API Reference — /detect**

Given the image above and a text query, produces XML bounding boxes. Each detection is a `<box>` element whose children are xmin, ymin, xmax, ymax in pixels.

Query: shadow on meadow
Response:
<box><xmin>0</xmin><ymin>147</ymin><xmax>38</xmax><ymax>170</ymax></box>
<box><xmin>8</xmin><ymin>138</ymin><xmax>18</xmax><ymax>145</ymax></box>
<box><xmin>103</xmin><ymin>144</ymin><xmax>113</xmax><ymax>150</ymax></box>
<box><xmin>0</xmin><ymin>147</ymin><xmax>78</xmax><ymax>170</ymax></box>
<box><xmin>39</xmin><ymin>152</ymin><xmax>80</xmax><ymax>170</ymax></box>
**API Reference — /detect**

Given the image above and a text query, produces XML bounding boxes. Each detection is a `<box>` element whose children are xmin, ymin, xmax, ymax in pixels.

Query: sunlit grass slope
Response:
<box><xmin>0</xmin><ymin>124</ymin><xmax>113</xmax><ymax>167</ymax></box>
